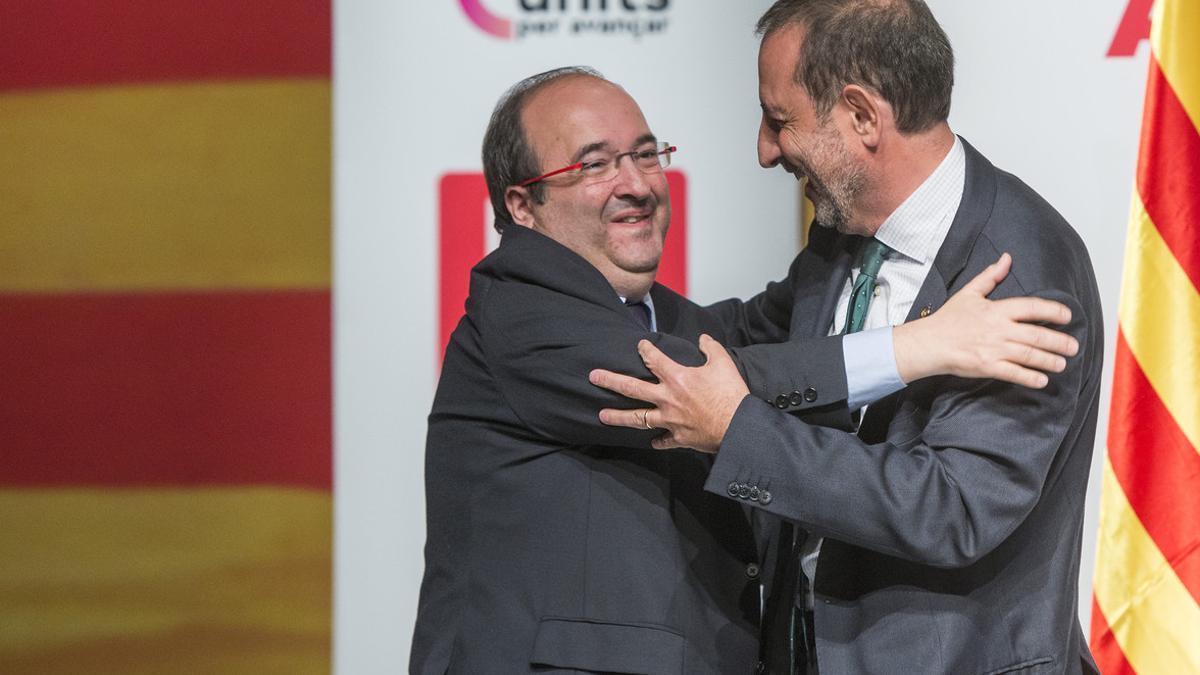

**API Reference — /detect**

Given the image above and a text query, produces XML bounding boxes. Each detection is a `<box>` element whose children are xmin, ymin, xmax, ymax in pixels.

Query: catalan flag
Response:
<box><xmin>1089</xmin><ymin>0</ymin><xmax>1200</xmax><ymax>672</ymax></box>
<box><xmin>0</xmin><ymin>2</ymin><xmax>331</xmax><ymax>673</ymax></box>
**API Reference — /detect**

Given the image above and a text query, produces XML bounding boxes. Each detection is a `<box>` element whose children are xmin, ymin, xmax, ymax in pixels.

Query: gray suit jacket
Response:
<box><xmin>413</xmin><ymin>225</ymin><xmax>851</xmax><ymax>674</ymax></box>
<box><xmin>708</xmin><ymin>139</ymin><xmax>1104</xmax><ymax>674</ymax></box>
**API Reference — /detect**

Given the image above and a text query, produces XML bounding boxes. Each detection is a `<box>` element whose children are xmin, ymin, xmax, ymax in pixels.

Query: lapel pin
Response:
<box><xmin>919</xmin><ymin>304</ymin><xmax>932</xmax><ymax>318</ymax></box>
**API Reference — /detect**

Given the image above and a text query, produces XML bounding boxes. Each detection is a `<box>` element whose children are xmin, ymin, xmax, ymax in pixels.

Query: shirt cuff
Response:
<box><xmin>843</xmin><ymin>327</ymin><xmax>904</xmax><ymax>410</ymax></box>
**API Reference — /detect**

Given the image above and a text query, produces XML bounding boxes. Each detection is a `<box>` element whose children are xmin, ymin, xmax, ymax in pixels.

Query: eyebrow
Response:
<box><xmin>761</xmin><ymin>103</ymin><xmax>789</xmax><ymax>120</ymax></box>
<box><xmin>570</xmin><ymin>133</ymin><xmax>659</xmax><ymax>162</ymax></box>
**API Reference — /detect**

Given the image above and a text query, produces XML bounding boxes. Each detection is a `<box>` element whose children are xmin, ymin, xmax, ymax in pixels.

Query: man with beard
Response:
<box><xmin>414</xmin><ymin>63</ymin><xmax>1081</xmax><ymax>674</ymax></box>
<box><xmin>590</xmin><ymin>1</ymin><xmax>1104</xmax><ymax>673</ymax></box>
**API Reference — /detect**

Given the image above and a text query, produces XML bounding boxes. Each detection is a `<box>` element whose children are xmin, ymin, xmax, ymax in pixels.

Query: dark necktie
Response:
<box><xmin>625</xmin><ymin>298</ymin><xmax>652</xmax><ymax>331</ymax></box>
<box><xmin>842</xmin><ymin>238</ymin><xmax>891</xmax><ymax>334</ymax></box>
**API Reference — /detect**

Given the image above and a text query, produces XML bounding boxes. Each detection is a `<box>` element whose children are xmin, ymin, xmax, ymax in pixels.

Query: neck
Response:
<box><xmin>854</xmin><ymin>124</ymin><xmax>955</xmax><ymax>236</ymax></box>
<box><xmin>608</xmin><ymin>271</ymin><xmax>655</xmax><ymax>301</ymax></box>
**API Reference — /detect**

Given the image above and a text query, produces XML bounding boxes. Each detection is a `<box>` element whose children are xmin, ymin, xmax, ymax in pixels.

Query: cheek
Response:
<box><xmin>582</xmin><ymin>185</ymin><xmax>617</xmax><ymax>214</ymax></box>
<box><xmin>779</xmin><ymin>129</ymin><xmax>808</xmax><ymax>165</ymax></box>
<box><xmin>651</xmin><ymin>174</ymin><xmax>671</xmax><ymax>203</ymax></box>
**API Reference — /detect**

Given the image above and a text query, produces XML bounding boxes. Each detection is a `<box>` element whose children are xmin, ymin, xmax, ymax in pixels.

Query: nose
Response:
<box><xmin>758</xmin><ymin>118</ymin><xmax>781</xmax><ymax>169</ymax></box>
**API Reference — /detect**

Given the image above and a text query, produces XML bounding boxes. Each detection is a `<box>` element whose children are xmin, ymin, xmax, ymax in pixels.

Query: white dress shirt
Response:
<box><xmin>801</xmin><ymin>135</ymin><xmax>967</xmax><ymax>606</ymax></box>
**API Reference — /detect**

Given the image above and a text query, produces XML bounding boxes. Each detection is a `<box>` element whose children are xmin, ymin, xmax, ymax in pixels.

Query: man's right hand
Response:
<box><xmin>893</xmin><ymin>253</ymin><xmax>1079</xmax><ymax>389</ymax></box>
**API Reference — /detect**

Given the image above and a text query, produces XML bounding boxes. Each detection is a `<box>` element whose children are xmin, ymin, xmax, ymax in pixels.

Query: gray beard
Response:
<box><xmin>813</xmin><ymin>198</ymin><xmax>846</xmax><ymax>230</ymax></box>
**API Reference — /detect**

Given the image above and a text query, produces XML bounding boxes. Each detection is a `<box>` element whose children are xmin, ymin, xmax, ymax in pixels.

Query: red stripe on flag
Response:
<box><xmin>1137</xmin><ymin>56</ymin><xmax>1200</xmax><ymax>292</ymax></box>
<box><xmin>1089</xmin><ymin>596</ymin><xmax>1137</xmax><ymax>675</ymax></box>
<box><xmin>0</xmin><ymin>291</ymin><xmax>331</xmax><ymax>489</ymax></box>
<box><xmin>0</xmin><ymin>0</ymin><xmax>330</xmax><ymax>91</ymax></box>
<box><xmin>1107</xmin><ymin>329</ymin><xmax>1200</xmax><ymax>604</ymax></box>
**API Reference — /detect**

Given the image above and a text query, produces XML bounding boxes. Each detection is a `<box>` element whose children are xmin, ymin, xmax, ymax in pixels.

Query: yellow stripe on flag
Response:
<box><xmin>1151</xmin><ymin>0</ymin><xmax>1200</xmax><ymax>128</ymax></box>
<box><xmin>0</xmin><ymin>487</ymin><xmax>330</xmax><ymax>675</ymax></box>
<box><xmin>0</xmin><ymin>80</ymin><xmax>330</xmax><ymax>292</ymax></box>
<box><xmin>1116</xmin><ymin>193</ymin><xmax>1200</xmax><ymax>454</ymax></box>
<box><xmin>1092</xmin><ymin>459</ymin><xmax>1200</xmax><ymax>675</ymax></box>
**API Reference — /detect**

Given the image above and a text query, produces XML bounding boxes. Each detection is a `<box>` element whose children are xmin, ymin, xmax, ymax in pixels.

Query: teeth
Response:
<box><xmin>622</xmin><ymin>216</ymin><xmax>642</xmax><ymax>223</ymax></box>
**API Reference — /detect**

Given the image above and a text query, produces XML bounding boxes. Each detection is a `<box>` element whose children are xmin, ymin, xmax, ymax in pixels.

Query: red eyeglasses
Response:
<box><xmin>518</xmin><ymin>142</ymin><xmax>677</xmax><ymax>187</ymax></box>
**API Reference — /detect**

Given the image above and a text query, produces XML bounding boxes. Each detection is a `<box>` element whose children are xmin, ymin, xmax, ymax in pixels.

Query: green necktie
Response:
<box><xmin>843</xmin><ymin>238</ymin><xmax>891</xmax><ymax>334</ymax></box>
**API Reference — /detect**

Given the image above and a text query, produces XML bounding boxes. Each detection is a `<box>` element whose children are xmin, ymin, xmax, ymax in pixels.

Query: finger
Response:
<box><xmin>960</xmin><ymin>252</ymin><xmax>1011</xmax><ymax>297</ymax></box>
<box><xmin>643</xmin><ymin>408</ymin><xmax>661</xmax><ymax>430</ymax></box>
<box><xmin>652</xmin><ymin>433</ymin><xmax>683</xmax><ymax>450</ymax></box>
<box><xmin>995</xmin><ymin>296</ymin><xmax>1072</xmax><ymax>326</ymax></box>
<box><xmin>1004</xmin><ymin>343</ymin><xmax>1068</xmax><ymax>374</ymax></box>
<box><xmin>989</xmin><ymin>361</ymin><xmax>1050</xmax><ymax>389</ymax></box>
<box><xmin>589</xmin><ymin>368</ymin><xmax>661</xmax><ymax>404</ymax></box>
<box><xmin>1012</xmin><ymin>323</ymin><xmax>1080</xmax><ymax>357</ymax></box>
<box><xmin>599</xmin><ymin>407</ymin><xmax>654</xmax><ymax>429</ymax></box>
<box><xmin>637</xmin><ymin>339</ymin><xmax>680</xmax><ymax>378</ymax></box>
<box><xmin>698</xmin><ymin>334</ymin><xmax>732</xmax><ymax>365</ymax></box>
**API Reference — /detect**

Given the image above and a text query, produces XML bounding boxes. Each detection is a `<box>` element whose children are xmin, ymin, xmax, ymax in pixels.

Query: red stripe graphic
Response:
<box><xmin>1137</xmin><ymin>56</ymin><xmax>1200</xmax><ymax>292</ymax></box>
<box><xmin>0</xmin><ymin>0</ymin><xmax>330</xmax><ymax>91</ymax></box>
<box><xmin>1106</xmin><ymin>329</ymin><xmax>1200</xmax><ymax>604</ymax></box>
<box><xmin>1089</xmin><ymin>596</ymin><xmax>1137</xmax><ymax>675</ymax></box>
<box><xmin>0</xmin><ymin>291</ymin><xmax>331</xmax><ymax>489</ymax></box>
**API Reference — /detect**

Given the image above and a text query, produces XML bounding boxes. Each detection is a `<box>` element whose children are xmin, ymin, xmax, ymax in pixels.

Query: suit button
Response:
<box><xmin>755</xmin><ymin>660</ymin><xmax>767</xmax><ymax>675</ymax></box>
<box><xmin>774</xmin><ymin>394</ymin><xmax>789</xmax><ymax>409</ymax></box>
<box><xmin>738</xmin><ymin>484</ymin><xmax>751</xmax><ymax>499</ymax></box>
<box><xmin>788</xmin><ymin>390</ymin><xmax>803</xmax><ymax>406</ymax></box>
<box><xmin>803</xmin><ymin>387</ymin><xmax>818</xmax><ymax>403</ymax></box>
<box><xmin>759</xmin><ymin>490</ymin><xmax>773</xmax><ymax>505</ymax></box>
<box><xmin>745</xmin><ymin>562</ymin><xmax>760</xmax><ymax>579</ymax></box>
<box><xmin>727</xmin><ymin>481</ymin><xmax>739</xmax><ymax>497</ymax></box>
<box><xmin>749</xmin><ymin>486</ymin><xmax>760</xmax><ymax>502</ymax></box>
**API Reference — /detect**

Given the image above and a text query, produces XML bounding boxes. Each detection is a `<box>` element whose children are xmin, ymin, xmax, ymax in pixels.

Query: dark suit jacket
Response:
<box><xmin>707</xmin><ymin>139</ymin><xmax>1104</xmax><ymax>674</ymax></box>
<box><xmin>411</xmin><ymin>225</ymin><xmax>773</xmax><ymax>674</ymax></box>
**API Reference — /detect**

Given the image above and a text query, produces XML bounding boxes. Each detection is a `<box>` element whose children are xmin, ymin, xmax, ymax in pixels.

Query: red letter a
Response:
<box><xmin>1108</xmin><ymin>0</ymin><xmax>1153</xmax><ymax>57</ymax></box>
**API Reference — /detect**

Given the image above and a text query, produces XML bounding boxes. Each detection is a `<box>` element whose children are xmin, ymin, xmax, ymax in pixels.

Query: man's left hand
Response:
<box><xmin>589</xmin><ymin>334</ymin><xmax>748</xmax><ymax>453</ymax></box>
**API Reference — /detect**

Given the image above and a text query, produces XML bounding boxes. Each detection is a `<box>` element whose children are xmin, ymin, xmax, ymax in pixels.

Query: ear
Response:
<box><xmin>504</xmin><ymin>185</ymin><xmax>537</xmax><ymax>229</ymax></box>
<box><xmin>840</xmin><ymin>84</ymin><xmax>884</xmax><ymax>149</ymax></box>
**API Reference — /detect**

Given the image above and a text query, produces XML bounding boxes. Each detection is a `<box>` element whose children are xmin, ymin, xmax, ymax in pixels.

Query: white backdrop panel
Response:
<box><xmin>334</xmin><ymin>1</ymin><xmax>1150</xmax><ymax>671</ymax></box>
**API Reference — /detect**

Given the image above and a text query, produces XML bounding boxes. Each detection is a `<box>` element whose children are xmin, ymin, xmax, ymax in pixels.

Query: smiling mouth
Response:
<box><xmin>612</xmin><ymin>212</ymin><xmax>652</xmax><ymax>224</ymax></box>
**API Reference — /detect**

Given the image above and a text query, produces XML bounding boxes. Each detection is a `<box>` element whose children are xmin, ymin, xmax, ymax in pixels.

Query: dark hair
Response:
<box><xmin>756</xmin><ymin>0</ymin><xmax>953</xmax><ymax>133</ymax></box>
<box><xmin>481</xmin><ymin>66</ymin><xmax>605</xmax><ymax>233</ymax></box>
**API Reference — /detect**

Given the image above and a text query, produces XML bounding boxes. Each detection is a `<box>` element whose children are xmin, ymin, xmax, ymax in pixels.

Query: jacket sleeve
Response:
<box><xmin>728</xmin><ymin>337</ymin><xmax>851</xmax><ymax>421</ymax></box>
<box><xmin>706</xmin><ymin>250</ymin><xmax>853</xmax><ymax>421</ymax></box>
<box><xmin>706</xmin><ymin>288</ymin><xmax>1093</xmax><ymax>568</ymax></box>
<box><xmin>478</xmin><ymin>278</ymin><xmax>707</xmax><ymax>449</ymax></box>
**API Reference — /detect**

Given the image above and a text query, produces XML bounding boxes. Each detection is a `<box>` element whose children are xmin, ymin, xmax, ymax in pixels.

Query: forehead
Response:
<box><xmin>521</xmin><ymin>77</ymin><xmax>652</xmax><ymax>161</ymax></box>
<box><xmin>758</xmin><ymin>24</ymin><xmax>809</xmax><ymax>110</ymax></box>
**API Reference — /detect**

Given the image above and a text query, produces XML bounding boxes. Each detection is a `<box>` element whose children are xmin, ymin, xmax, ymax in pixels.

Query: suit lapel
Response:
<box><xmin>649</xmin><ymin>283</ymin><xmax>682</xmax><ymax>335</ymax></box>
<box><xmin>797</xmin><ymin>226</ymin><xmax>858</xmax><ymax>338</ymax></box>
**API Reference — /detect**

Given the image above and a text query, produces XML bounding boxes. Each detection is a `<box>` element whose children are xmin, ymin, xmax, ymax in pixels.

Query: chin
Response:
<box><xmin>617</xmin><ymin>253</ymin><xmax>662</xmax><ymax>274</ymax></box>
<box><xmin>613</xmin><ymin>248</ymin><xmax>663</xmax><ymax>275</ymax></box>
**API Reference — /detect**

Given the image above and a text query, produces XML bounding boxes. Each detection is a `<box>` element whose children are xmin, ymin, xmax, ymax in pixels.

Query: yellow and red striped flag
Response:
<box><xmin>0</xmin><ymin>2</ymin><xmax>331</xmax><ymax>673</ymax></box>
<box><xmin>1089</xmin><ymin>0</ymin><xmax>1200</xmax><ymax>672</ymax></box>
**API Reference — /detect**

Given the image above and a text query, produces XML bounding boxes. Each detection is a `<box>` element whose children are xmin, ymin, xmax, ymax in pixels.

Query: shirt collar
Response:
<box><xmin>618</xmin><ymin>293</ymin><xmax>658</xmax><ymax>332</ymax></box>
<box><xmin>873</xmin><ymin>135</ymin><xmax>966</xmax><ymax>264</ymax></box>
